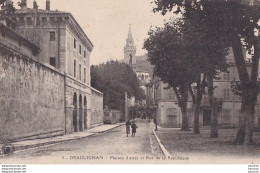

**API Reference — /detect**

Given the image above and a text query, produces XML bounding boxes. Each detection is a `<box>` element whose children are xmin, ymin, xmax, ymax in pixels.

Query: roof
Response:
<box><xmin>15</xmin><ymin>8</ymin><xmax>68</xmax><ymax>14</ymax></box>
<box><xmin>136</xmin><ymin>55</ymin><xmax>148</xmax><ymax>61</ymax></box>
<box><xmin>0</xmin><ymin>23</ymin><xmax>40</xmax><ymax>52</ymax></box>
<box><xmin>127</xmin><ymin>24</ymin><xmax>134</xmax><ymax>42</ymax></box>
<box><xmin>14</xmin><ymin>8</ymin><xmax>94</xmax><ymax>49</ymax></box>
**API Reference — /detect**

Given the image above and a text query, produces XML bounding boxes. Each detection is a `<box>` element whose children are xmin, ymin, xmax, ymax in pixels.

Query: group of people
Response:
<box><xmin>126</xmin><ymin>120</ymin><xmax>138</xmax><ymax>137</ymax></box>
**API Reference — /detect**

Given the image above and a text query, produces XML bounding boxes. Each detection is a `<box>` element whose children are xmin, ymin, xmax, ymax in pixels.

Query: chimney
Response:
<box><xmin>46</xmin><ymin>0</ymin><xmax>50</xmax><ymax>10</ymax></box>
<box><xmin>6</xmin><ymin>0</ymin><xmax>12</xmax><ymax>5</ymax></box>
<box><xmin>33</xmin><ymin>0</ymin><xmax>38</xmax><ymax>9</ymax></box>
<box><xmin>20</xmin><ymin>0</ymin><xmax>27</xmax><ymax>10</ymax></box>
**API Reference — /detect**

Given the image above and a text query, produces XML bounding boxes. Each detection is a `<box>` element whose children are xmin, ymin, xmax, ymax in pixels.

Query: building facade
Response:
<box><xmin>146</xmin><ymin>49</ymin><xmax>260</xmax><ymax>129</ymax></box>
<box><xmin>124</xmin><ymin>25</ymin><xmax>136</xmax><ymax>65</ymax></box>
<box><xmin>122</xmin><ymin>26</ymin><xmax>152</xmax><ymax>92</ymax></box>
<box><xmin>0</xmin><ymin>0</ymin><xmax>103</xmax><ymax>142</ymax></box>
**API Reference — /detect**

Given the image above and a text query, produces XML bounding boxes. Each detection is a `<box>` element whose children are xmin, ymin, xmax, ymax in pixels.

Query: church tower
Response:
<box><xmin>124</xmin><ymin>24</ymin><xmax>136</xmax><ymax>65</ymax></box>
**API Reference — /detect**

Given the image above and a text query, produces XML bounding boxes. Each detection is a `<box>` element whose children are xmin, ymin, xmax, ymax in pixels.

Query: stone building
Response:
<box><xmin>0</xmin><ymin>16</ymin><xmax>66</xmax><ymax>141</ymax></box>
<box><xmin>0</xmin><ymin>0</ymin><xmax>103</xmax><ymax>142</ymax></box>
<box><xmin>146</xmin><ymin>49</ymin><xmax>260</xmax><ymax>129</ymax></box>
<box><xmin>124</xmin><ymin>25</ymin><xmax>136</xmax><ymax>65</ymax></box>
<box><xmin>122</xmin><ymin>26</ymin><xmax>152</xmax><ymax>88</ymax></box>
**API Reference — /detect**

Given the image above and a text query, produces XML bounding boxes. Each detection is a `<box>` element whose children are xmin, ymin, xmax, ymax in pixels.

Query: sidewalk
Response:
<box><xmin>2</xmin><ymin>123</ymin><xmax>124</xmax><ymax>154</ymax></box>
<box><xmin>153</xmin><ymin>125</ymin><xmax>260</xmax><ymax>163</ymax></box>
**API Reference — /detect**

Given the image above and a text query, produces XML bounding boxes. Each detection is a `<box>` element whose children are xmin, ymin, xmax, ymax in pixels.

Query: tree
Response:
<box><xmin>144</xmin><ymin>19</ymin><xmax>201</xmax><ymax>131</ymax></box>
<box><xmin>0</xmin><ymin>0</ymin><xmax>15</xmax><ymax>16</ymax></box>
<box><xmin>188</xmin><ymin>74</ymin><xmax>206</xmax><ymax>134</ymax></box>
<box><xmin>144</xmin><ymin>16</ymin><xmax>228</xmax><ymax>134</ymax></box>
<box><xmin>91</xmin><ymin>60</ymin><xmax>145</xmax><ymax>111</ymax></box>
<box><xmin>152</xmin><ymin>0</ymin><xmax>260</xmax><ymax>145</ymax></box>
<box><xmin>181</xmin><ymin>18</ymin><xmax>229</xmax><ymax>136</ymax></box>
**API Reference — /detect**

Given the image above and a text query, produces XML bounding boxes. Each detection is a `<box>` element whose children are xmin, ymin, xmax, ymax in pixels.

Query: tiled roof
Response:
<box><xmin>15</xmin><ymin>8</ymin><xmax>68</xmax><ymax>14</ymax></box>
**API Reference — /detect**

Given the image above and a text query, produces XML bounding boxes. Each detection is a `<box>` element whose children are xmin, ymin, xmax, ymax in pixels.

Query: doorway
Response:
<box><xmin>203</xmin><ymin>109</ymin><xmax>211</xmax><ymax>126</ymax></box>
<box><xmin>73</xmin><ymin>93</ymin><xmax>78</xmax><ymax>132</ymax></box>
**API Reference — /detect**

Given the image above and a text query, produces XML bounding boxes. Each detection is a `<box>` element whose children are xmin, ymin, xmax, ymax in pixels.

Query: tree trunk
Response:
<box><xmin>180</xmin><ymin>85</ymin><xmax>190</xmax><ymax>131</ymax></box>
<box><xmin>231</xmin><ymin>35</ymin><xmax>259</xmax><ymax>145</ymax></box>
<box><xmin>190</xmin><ymin>76</ymin><xmax>205</xmax><ymax>134</ymax></box>
<box><xmin>193</xmin><ymin>101</ymin><xmax>200</xmax><ymax>134</ymax></box>
<box><xmin>207</xmin><ymin>71</ymin><xmax>218</xmax><ymax>138</ymax></box>
<box><xmin>234</xmin><ymin>89</ymin><xmax>248</xmax><ymax>144</ymax></box>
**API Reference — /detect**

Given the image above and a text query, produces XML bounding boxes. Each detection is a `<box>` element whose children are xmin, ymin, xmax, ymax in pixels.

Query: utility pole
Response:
<box><xmin>125</xmin><ymin>92</ymin><xmax>128</xmax><ymax>121</ymax></box>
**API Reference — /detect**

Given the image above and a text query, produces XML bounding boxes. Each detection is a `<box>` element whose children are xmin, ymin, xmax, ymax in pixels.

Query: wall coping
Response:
<box><xmin>0</xmin><ymin>42</ymin><xmax>65</xmax><ymax>77</ymax></box>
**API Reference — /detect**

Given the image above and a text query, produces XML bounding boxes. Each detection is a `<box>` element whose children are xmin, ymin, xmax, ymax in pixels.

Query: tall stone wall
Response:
<box><xmin>0</xmin><ymin>44</ymin><xmax>65</xmax><ymax>142</ymax></box>
<box><xmin>91</xmin><ymin>89</ymin><xmax>104</xmax><ymax>125</ymax></box>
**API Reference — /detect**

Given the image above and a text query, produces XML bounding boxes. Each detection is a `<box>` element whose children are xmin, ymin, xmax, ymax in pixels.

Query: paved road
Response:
<box><xmin>0</xmin><ymin>119</ymin><xmax>163</xmax><ymax>164</ymax></box>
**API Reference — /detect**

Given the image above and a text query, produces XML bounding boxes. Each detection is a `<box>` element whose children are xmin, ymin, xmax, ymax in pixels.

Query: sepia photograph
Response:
<box><xmin>0</xmin><ymin>0</ymin><xmax>260</xmax><ymax>167</ymax></box>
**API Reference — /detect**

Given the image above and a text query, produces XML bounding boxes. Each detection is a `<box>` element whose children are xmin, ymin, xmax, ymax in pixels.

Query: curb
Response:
<box><xmin>153</xmin><ymin>130</ymin><xmax>171</xmax><ymax>158</ymax></box>
<box><xmin>92</xmin><ymin>123</ymin><xmax>125</xmax><ymax>133</ymax></box>
<box><xmin>0</xmin><ymin>123</ymin><xmax>124</xmax><ymax>156</ymax></box>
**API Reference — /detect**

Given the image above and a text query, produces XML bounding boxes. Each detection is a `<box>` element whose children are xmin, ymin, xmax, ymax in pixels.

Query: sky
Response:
<box><xmin>13</xmin><ymin>0</ymin><xmax>173</xmax><ymax>65</ymax></box>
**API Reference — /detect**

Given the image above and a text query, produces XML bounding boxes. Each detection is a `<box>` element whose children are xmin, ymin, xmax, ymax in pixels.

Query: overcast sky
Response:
<box><xmin>14</xmin><ymin>0</ymin><xmax>172</xmax><ymax>65</ymax></box>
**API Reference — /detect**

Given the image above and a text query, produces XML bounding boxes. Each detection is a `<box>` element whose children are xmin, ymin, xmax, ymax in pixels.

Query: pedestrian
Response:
<box><xmin>154</xmin><ymin>117</ymin><xmax>158</xmax><ymax>131</ymax></box>
<box><xmin>126</xmin><ymin>120</ymin><xmax>131</xmax><ymax>137</ymax></box>
<box><xmin>131</xmin><ymin>120</ymin><xmax>138</xmax><ymax>137</ymax></box>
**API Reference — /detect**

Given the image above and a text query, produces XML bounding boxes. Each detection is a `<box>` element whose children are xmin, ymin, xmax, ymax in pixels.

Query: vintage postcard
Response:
<box><xmin>0</xmin><ymin>0</ymin><xmax>260</xmax><ymax>166</ymax></box>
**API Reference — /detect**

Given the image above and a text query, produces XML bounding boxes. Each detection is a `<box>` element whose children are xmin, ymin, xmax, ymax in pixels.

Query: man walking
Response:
<box><xmin>126</xmin><ymin>120</ymin><xmax>131</xmax><ymax>137</ymax></box>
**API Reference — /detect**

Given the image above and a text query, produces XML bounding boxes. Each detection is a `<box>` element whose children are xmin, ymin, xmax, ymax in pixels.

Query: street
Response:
<box><xmin>0</xmin><ymin>119</ymin><xmax>163</xmax><ymax>164</ymax></box>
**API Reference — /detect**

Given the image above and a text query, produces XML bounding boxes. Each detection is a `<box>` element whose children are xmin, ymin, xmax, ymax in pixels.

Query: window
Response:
<box><xmin>42</xmin><ymin>17</ymin><xmax>47</xmax><ymax>22</ymax></box>
<box><xmin>168</xmin><ymin>90</ymin><xmax>175</xmax><ymax>100</ymax></box>
<box><xmin>79</xmin><ymin>45</ymin><xmax>82</xmax><ymax>55</ymax></box>
<box><xmin>167</xmin><ymin>115</ymin><xmax>177</xmax><ymax>123</ymax></box>
<box><xmin>74</xmin><ymin>60</ymin><xmax>76</xmax><ymax>78</ymax></box>
<box><xmin>84</xmin><ymin>50</ymin><xmax>86</xmax><ymax>58</ymax></box>
<box><xmin>79</xmin><ymin>64</ymin><xmax>82</xmax><ymax>80</ymax></box>
<box><xmin>50</xmin><ymin>57</ymin><xmax>56</xmax><ymax>67</ymax></box>
<box><xmin>84</xmin><ymin>68</ymin><xmax>86</xmax><ymax>83</ymax></box>
<box><xmin>26</xmin><ymin>17</ymin><xmax>32</xmax><ymax>25</ymax></box>
<box><xmin>234</xmin><ymin>94</ymin><xmax>241</xmax><ymax>101</ymax></box>
<box><xmin>50</xmin><ymin>31</ymin><xmax>55</xmax><ymax>41</ymax></box>
<box><xmin>74</xmin><ymin>39</ymin><xmax>77</xmax><ymax>49</ymax></box>
<box><xmin>167</xmin><ymin>108</ymin><xmax>178</xmax><ymax>123</ymax></box>
<box><xmin>222</xmin><ymin>109</ymin><xmax>231</xmax><ymax>123</ymax></box>
<box><xmin>223</xmin><ymin>88</ymin><xmax>230</xmax><ymax>100</ymax></box>
<box><xmin>223</xmin><ymin>72</ymin><xmax>230</xmax><ymax>80</ymax></box>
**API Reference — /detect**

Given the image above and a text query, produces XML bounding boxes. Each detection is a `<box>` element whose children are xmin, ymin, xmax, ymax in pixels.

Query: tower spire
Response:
<box><xmin>127</xmin><ymin>24</ymin><xmax>133</xmax><ymax>42</ymax></box>
<box><xmin>126</xmin><ymin>24</ymin><xmax>134</xmax><ymax>47</ymax></box>
<box><xmin>124</xmin><ymin>24</ymin><xmax>136</xmax><ymax>65</ymax></box>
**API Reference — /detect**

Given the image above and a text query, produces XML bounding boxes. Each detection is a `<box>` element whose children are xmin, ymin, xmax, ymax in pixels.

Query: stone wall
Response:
<box><xmin>157</xmin><ymin>102</ymin><xmax>182</xmax><ymax>128</ymax></box>
<box><xmin>91</xmin><ymin>89</ymin><xmax>104</xmax><ymax>125</ymax></box>
<box><xmin>0</xmin><ymin>44</ymin><xmax>65</xmax><ymax>142</ymax></box>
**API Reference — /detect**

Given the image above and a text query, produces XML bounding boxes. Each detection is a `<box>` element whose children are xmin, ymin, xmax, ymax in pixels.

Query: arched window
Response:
<box><xmin>129</xmin><ymin>54</ymin><xmax>132</xmax><ymax>65</ymax></box>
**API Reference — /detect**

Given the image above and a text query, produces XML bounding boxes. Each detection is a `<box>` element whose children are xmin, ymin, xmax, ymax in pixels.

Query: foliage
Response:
<box><xmin>0</xmin><ymin>1</ymin><xmax>15</xmax><ymax>16</ymax></box>
<box><xmin>91</xmin><ymin>60</ymin><xmax>145</xmax><ymax>110</ymax></box>
<box><xmin>152</xmin><ymin>0</ymin><xmax>260</xmax><ymax>144</ymax></box>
